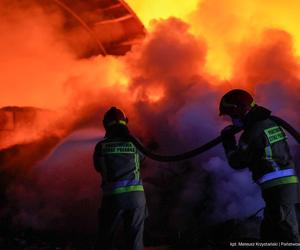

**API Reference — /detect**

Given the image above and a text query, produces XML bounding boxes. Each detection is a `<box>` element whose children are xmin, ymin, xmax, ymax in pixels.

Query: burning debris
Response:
<box><xmin>0</xmin><ymin>106</ymin><xmax>57</xmax><ymax>149</ymax></box>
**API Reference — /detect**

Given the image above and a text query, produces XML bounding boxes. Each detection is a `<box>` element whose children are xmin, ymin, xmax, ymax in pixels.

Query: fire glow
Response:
<box><xmin>1</xmin><ymin>0</ymin><xmax>300</xmax><ymax>239</ymax></box>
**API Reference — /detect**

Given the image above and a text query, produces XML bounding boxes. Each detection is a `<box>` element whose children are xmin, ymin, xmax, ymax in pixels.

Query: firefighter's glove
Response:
<box><xmin>221</xmin><ymin>125</ymin><xmax>237</xmax><ymax>152</ymax></box>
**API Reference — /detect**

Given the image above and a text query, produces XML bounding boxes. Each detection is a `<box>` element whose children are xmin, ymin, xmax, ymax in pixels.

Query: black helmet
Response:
<box><xmin>103</xmin><ymin>107</ymin><xmax>128</xmax><ymax>129</ymax></box>
<box><xmin>219</xmin><ymin>89</ymin><xmax>255</xmax><ymax>117</ymax></box>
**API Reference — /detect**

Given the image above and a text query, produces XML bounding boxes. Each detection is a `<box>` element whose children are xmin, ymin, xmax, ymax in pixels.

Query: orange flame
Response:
<box><xmin>1</xmin><ymin>0</ymin><xmax>300</xmax><ymax>157</ymax></box>
<box><xmin>128</xmin><ymin>0</ymin><xmax>300</xmax><ymax>81</ymax></box>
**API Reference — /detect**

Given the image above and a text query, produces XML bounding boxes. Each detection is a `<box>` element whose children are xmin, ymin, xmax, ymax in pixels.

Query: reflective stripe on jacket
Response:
<box><xmin>257</xmin><ymin>168</ymin><xmax>298</xmax><ymax>190</ymax></box>
<box><xmin>225</xmin><ymin>106</ymin><xmax>298</xmax><ymax>189</ymax></box>
<box><xmin>93</xmin><ymin>137</ymin><xmax>144</xmax><ymax>195</ymax></box>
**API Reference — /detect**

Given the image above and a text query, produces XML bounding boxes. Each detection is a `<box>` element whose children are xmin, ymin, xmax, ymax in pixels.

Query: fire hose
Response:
<box><xmin>128</xmin><ymin>115</ymin><xmax>300</xmax><ymax>162</ymax></box>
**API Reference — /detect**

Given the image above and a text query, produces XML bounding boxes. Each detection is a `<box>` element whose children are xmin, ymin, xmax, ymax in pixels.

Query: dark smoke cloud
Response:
<box><xmin>120</xmin><ymin>18</ymin><xmax>264</xmax><ymax>234</ymax></box>
<box><xmin>233</xmin><ymin>29</ymin><xmax>300</xmax><ymax>125</ymax></box>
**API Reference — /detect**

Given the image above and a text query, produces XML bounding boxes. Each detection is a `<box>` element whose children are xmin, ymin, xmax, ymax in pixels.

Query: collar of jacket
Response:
<box><xmin>105</xmin><ymin>124</ymin><xmax>131</xmax><ymax>138</ymax></box>
<box><xmin>243</xmin><ymin>105</ymin><xmax>272</xmax><ymax>128</ymax></box>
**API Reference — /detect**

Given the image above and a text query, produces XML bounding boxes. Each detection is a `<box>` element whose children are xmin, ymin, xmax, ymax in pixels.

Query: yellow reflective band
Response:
<box><xmin>104</xmin><ymin>185</ymin><xmax>144</xmax><ymax>195</ymax></box>
<box><xmin>134</xmin><ymin>153</ymin><xmax>140</xmax><ymax>179</ymax></box>
<box><xmin>118</xmin><ymin>120</ymin><xmax>127</xmax><ymax>125</ymax></box>
<box><xmin>260</xmin><ymin>176</ymin><xmax>298</xmax><ymax>190</ymax></box>
<box><xmin>250</xmin><ymin>101</ymin><xmax>256</xmax><ymax>108</ymax></box>
<box><xmin>107</xmin><ymin>120</ymin><xmax>127</xmax><ymax>127</ymax></box>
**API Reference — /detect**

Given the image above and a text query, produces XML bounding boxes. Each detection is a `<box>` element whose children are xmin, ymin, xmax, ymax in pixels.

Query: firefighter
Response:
<box><xmin>219</xmin><ymin>89</ymin><xmax>300</xmax><ymax>245</ymax></box>
<box><xmin>93</xmin><ymin>107</ymin><xmax>147</xmax><ymax>250</ymax></box>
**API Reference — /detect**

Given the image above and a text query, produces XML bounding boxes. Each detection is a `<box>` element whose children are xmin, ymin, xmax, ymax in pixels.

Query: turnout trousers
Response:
<box><xmin>96</xmin><ymin>195</ymin><xmax>146</xmax><ymax>250</ymax></box>
<box><xmin>261</xmin><ymin>183</ymin><xmax>300</xmax><ymax>249</ymax></box>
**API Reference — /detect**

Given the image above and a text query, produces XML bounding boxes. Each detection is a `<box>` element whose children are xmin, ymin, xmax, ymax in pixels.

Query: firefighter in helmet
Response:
<box><xmin>93</xmin><ymin>107</ymin><xmax>147</xmax><ymax>250</ymax></box>
<box><xmin>219</xmin><ymin>89</ymin><xmax>300</xmax><ymax>244</ymax></box>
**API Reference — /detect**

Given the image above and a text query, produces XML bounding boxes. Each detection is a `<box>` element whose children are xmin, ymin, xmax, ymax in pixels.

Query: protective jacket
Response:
<box><xmin>93</xmin><ymin>130</ymin><xmax>147</xmax><ymax>250</ymax></box>
<box><xmin>93</xmin><ymin>136</ymin><xmax>146</xmax><ymax>207</ymax></box>
<box><xmin>223</xmin><ymin>105</ymin><xmax>298</xmax><ymax>190</ymax></box>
